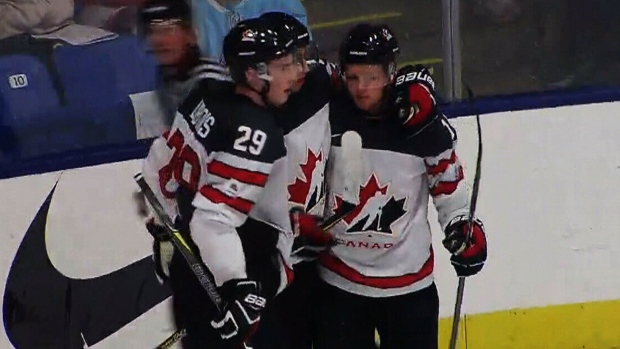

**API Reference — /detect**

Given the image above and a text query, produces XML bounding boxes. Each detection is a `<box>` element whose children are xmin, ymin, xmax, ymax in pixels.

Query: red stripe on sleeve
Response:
<box><xmin>426</xmin><ymin>151</ymin><xmax>457</xmax><ymax>176</ymax></box>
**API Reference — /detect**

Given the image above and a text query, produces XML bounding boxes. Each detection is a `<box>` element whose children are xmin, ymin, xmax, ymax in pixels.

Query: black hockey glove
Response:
<box><xmin>211</xmin><ymin>279</ymin><xmax>267</xmax><ymax>343</ymax></box>
<box><xmin>290</xmin><ymin>207</ymin><xmax>335</xmax><ymax>262</ymax></box>
<box><xmin>443</xmin><ymin>215</ymin><xmax>487</xmax><ymax>277</ymax></box>
<box><xmin>393</xmin><ymin>64</ymin><xmax>439</xmax><ymax>137</ymax></box>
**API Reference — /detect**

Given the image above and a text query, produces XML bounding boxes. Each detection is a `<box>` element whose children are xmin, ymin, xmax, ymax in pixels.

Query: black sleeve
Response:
<box><xmin>405</xmin><ymin>114</ymin><xmax>457</xmax><ymax>158</ymax></box>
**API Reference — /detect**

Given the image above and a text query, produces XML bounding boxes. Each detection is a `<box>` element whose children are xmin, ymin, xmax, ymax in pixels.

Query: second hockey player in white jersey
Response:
<box><xmin>248</xmin><ymin>12</ymin><xmax>339</xmax><ymax>349</ymax></box>
<box><xmin>314</xmin><ymin>24</ymin><xmax>488</xmax><ymax>349</ymax></box>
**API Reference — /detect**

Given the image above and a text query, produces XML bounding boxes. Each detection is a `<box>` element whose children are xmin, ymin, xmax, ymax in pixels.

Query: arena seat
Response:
<box><xmin>0</xmin><ymin>54</ymin><xmax>62</xmax><ymax>124</ymax></box>
<box><xmin>52</xmin><ymin>35</ymin><xmax>158</xmax><ymax>110</ymax></box>
<box><xmin>0</xmin><ymin>36</ymin><xmax>158</xmax><ymax>162</ymax></box>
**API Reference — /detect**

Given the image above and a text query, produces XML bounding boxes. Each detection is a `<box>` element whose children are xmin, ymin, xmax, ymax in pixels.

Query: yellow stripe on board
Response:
<box><xmin>439</xmin><ymin>299</ymin><xmax>620</xmax><ymax>349</ymax></box>
<box><xmin>398</xmin><ymin>58</ymin><xmax>443</xmax><ymax>69</ymax></box>
<box><xmin>311</xmin><ymin>12</ymin><xmax>402</xmax><ymax>30</ymax></box>
<box><xmin>375</xmin><ymin>299</ymin><xmax>620</xmax><ymax>348</ymax></box>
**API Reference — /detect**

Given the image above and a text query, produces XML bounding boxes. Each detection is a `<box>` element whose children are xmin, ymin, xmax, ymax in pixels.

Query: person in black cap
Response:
<box><xmin>139</xmin><ymin>0</ymin><xmax>231</xmax><ymax>127</ymax></box>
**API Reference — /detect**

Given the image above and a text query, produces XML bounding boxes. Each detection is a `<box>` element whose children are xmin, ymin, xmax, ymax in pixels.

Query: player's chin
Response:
<box><xmin>272</xmin><ymin>89</ymin><xmax>292</xmax><ymax>106</ymax></box>
<box><xmin>353</xmin><ymin>97</ymin><xmax>373</xmax><ymax>111</ymax></box>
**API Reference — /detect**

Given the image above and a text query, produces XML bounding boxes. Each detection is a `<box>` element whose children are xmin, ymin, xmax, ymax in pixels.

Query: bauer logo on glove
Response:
<box><xmin>394</xmin><ymin>64</ymin><xmax>436</xmax><ymax>90</ymax></box>
<box><xmin>211</xmin><ymin>279</ymin><xmax>266</xmax><ymax>342</ymax></box>
<box><xmin>393</xmin><ymin>64</ymin><xmax>438</xmax><ymax>133</ymax></box>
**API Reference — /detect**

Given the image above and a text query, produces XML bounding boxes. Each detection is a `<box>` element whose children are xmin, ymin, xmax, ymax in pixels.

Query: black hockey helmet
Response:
<box><xmin>139</xmin><ymin>0</ymin><xmax>191</xmax><ymax>29</ymax></box>
<box><xmin>259</xmin><ymin>11</ymin><xmax>320</xmax><ymax>71</ymax></box>
<box><xmin>339</xmin><ymin>23</ymin><xmax>400</xmax><ymax>76</ymax></box>
<box><xmin>223</xmin><ymin>17</ymin><xmax>296</xmax><ymax>83</ymax></box>
<box><xmin>259</xmin><ymin>12</ymin><xmax>310</xmax><ymax>47</ymax></box>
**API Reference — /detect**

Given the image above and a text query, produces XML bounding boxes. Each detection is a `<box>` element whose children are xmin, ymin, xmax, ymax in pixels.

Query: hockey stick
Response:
<box><xmin>448</xmin><ymin>86</ymin><xmax>483</xmax><ymax>349</ymax></box>
<box><xmin>146</xmin><ymin>131</ymin><xmax>364</xmax><ymax>349</ymax></box>
<box><xmin>320</xmin><ymin>130</ymin><xmax>364</xmax><ymax>230</ymax></box>
<box><xmin>134</xmin><ymin>173</ymin><xmax>225</xmax><ymax>311</ymax></box>
<box><xmin>153</xmin><ymin>328</ymin><xmax>186</xmax><ymax>349</ymax></box>
<box><xmin>291</xmin><ymin>131</ymin><xmax>363</xmax><ymax>258</ymax></box>
<box><xmin>136</xmin><ymin>173</ymin><xmax>230</xmax><ymax>349</ymax></box>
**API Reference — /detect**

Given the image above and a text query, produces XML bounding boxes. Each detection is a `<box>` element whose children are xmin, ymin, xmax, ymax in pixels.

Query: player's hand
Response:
<box><xmin>289</xmin><ymin>207</ymin><xmax>334</xmax><ymax>262</ymax></box>
<box><xmin>146</xmin><ymin>218</ymin><xmax>174</xmax><ymax>284</ymax></box>
<box><xmin>393</xmin><ymin>64</ymin><xmax>438</xmax><ymax>135</ymax></box>
<box><xmin>442</xmin><ymin>215</ymin><xmax>487</xmax><ymax>277</ymax></box>
<box><xmin>211</xmin><ymin>279</ymin><xmax>267</xmax><ymax>343</ymax></box>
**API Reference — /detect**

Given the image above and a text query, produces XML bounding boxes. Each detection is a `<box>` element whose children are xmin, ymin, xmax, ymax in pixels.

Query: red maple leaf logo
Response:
<box><xmin>334</xmin><ymin>173</ymin><xmax>389</xmax><ymax>224</ymax></box>
<box><xmin>288</xmin><ymin>148</ymin><xmax>323</xmax><ymax>207</ymax></box>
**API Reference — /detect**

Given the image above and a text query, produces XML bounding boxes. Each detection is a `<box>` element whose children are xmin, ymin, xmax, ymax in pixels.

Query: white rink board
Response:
<box><xmin>1</xmin><ymin>101</ymin><xmax>620</xmax><ymax>348</ymax></box>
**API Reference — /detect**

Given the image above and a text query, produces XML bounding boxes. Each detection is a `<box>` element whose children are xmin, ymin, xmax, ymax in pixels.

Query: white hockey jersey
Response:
<box><xmin>320</xmin><ymin>97</ymin><xmax>470</xmax><ymax>297</ymax></box>
<box><xmin>141</xmin><ymin>83</ymin><xmax>294</xmax><ymax>295</ymax></box>
<box><xmin>278</xmin><ymin>65</ymin><xmax>336</xmax><ymax>217</ymax></box>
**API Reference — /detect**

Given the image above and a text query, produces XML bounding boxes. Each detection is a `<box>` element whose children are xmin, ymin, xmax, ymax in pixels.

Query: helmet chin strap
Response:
<box><xmin>255</xmin><ymin>63</ymin><xmax>275</xmax><ymax>107</ymax></box>
<box><xmin>239</xmin><ymin>62</ymin><xmax>273</xmax><ymax>107</ymax></box>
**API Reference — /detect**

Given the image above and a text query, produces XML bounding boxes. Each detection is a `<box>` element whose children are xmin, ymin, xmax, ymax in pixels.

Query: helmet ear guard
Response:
<box><xmin>254</xmin><ymin>62</ymin><xmax>273</xmax><ymax>82</ymax></box>
<box><xmin>387</xmin><ymin>61</ymin><xmax>397</xmax><ymax>80</ymax></box>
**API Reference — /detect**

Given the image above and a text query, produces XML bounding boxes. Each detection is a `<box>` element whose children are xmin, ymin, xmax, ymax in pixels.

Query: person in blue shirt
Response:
<box><xmin>190</xmin><ymin>0</ymin><xmax>308</xmax><ymax>61</ymax></box>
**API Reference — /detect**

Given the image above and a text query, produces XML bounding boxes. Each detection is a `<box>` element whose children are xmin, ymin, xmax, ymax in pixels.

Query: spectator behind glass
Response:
<box><xmin>74</xmin><ymin>0</ymin><xmax>146</xmax><ymax>34</ymax></box>
<box><xmin>139</xmin><ymin>0</ymin><xmax>231</xmax><ymax>128</ymax></box>
<box><xmin>0</xmin><ymin>0</ymin><xmax>75</xmax><ymax>40</ymax></box>
<box><xmin>190</xmin><ymin>0</ymin><xmax>308</xmax><ymax>62</ymax></box>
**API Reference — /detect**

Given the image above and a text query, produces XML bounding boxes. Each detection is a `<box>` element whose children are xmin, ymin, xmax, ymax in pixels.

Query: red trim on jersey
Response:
<box><xmin>319</xmin><ymin>249</ymin><xmax>434</xmax><ymax>289</ymax></box>
<box><xmin>426</xmin><ymin>151</ymin><xmax>457</xmax><ymax>176</ymax></box>
<box><xmin>430</xmin><ymin>166</ymin><xmax>464</xmax><ymax>196</ymax></box>
<box><xmin>285</xmin><ymin>266</ymin><xmax>294</xmax><ymax>285</ymax></box>
<box><xmin>207</xmin><ymin>160</ymin><xmax>269</xmax><ymax>186</ymax></box>
<box><xmin>199</xmin><ymin>185</ymin><xmax>254</xmax><ymax>214</ymax></box>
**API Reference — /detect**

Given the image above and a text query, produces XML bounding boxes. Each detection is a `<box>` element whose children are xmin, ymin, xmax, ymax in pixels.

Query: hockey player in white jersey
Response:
<box><xmin>314</xmin><ymin>24</ymin><xmax>488</xmax><ymax>349</ymax></box>
<box><xmin>141</xmin><ymin>18</ymin><xmax>303</xmax><ymax>348</ymax></box>
<box><xmin>247</xmin><ymin>12</ymin><xmax>339</xmax><ymax>349</ymax></box>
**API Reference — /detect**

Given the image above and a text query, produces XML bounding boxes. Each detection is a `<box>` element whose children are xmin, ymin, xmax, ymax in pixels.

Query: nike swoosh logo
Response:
<box><xmin>2</xmin><ymin>181</ymin><xmax>171</xmax><ymax>349</ymax></box>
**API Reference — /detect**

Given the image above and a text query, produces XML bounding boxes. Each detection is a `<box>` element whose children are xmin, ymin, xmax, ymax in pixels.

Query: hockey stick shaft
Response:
<box><xmin>135</xmin><ymin>173</ymin><xmax>225</xmax><ymax>312</ymax></box>
<box><xmin>153</xmin><ymin>328</ymin><xmax>186</xmax><ymax>349</ymax></box>
<box><xmin>448</xmin><ymin>86</ymin><xmax>483</xmax><ymax>349</ymax></box>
